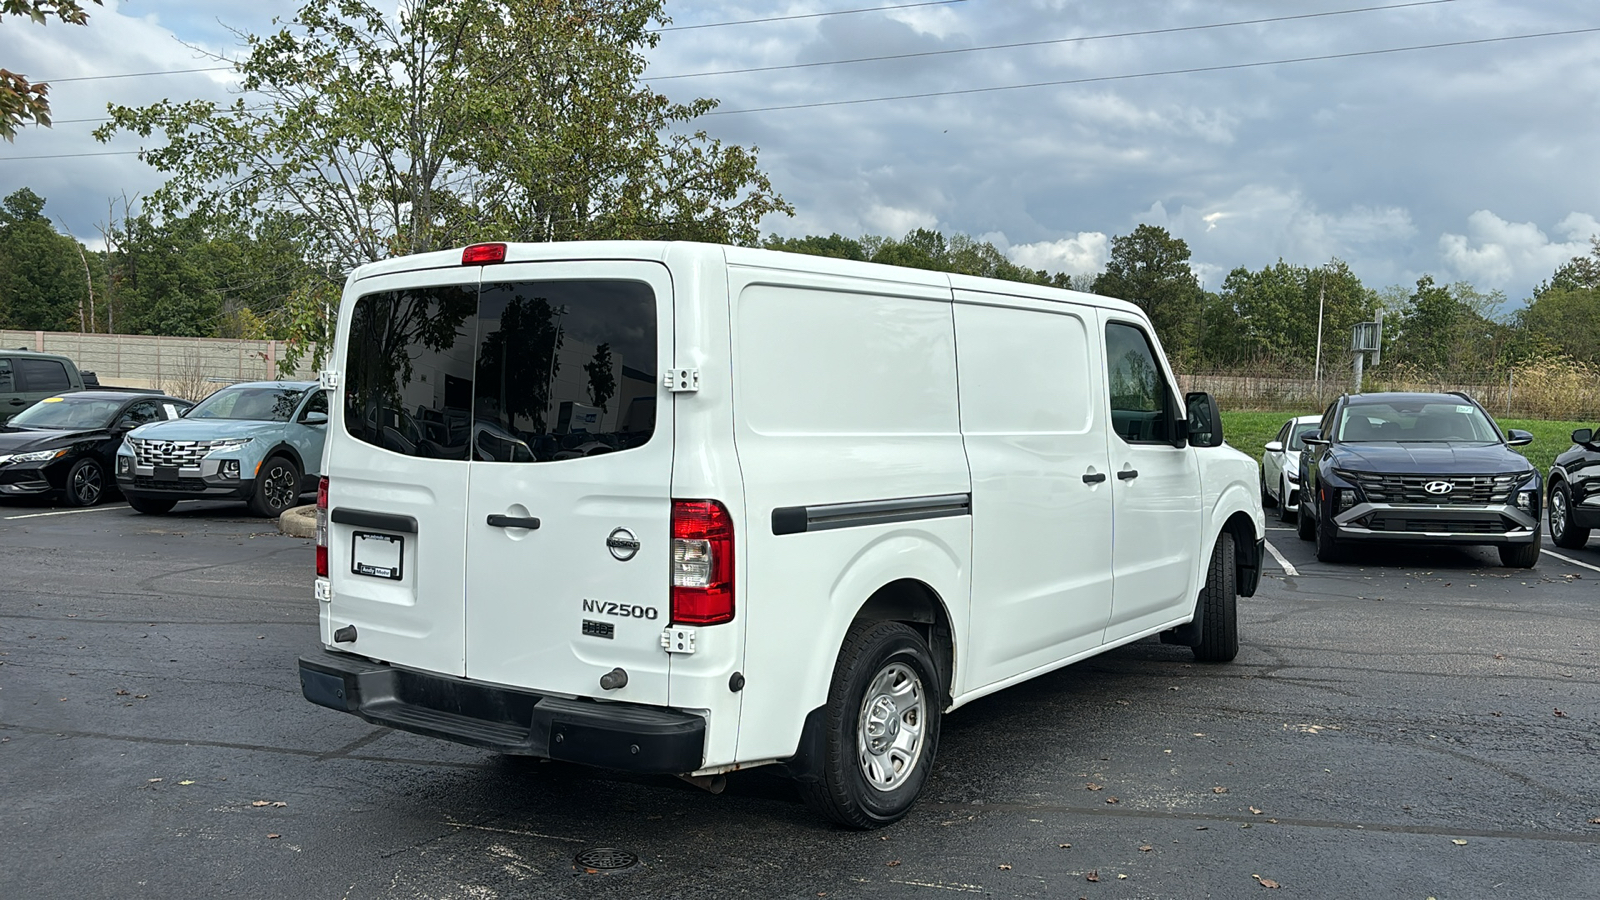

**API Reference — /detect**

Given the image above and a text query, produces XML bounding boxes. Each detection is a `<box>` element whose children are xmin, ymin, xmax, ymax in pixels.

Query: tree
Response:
<box><xmin>584</xmin><ymin>342</ymin><xmax>615</xmax><ymax>412</ymax></box>
<box><xmin>0</xmin><ymin>187</ymin><xmax>91</xmax><ymax>330</ymax></box>
<box><xmin>762</xmin><ymin>233</ymin><xmax>868</xmax><ymax>262</ymax></box>
<box><xmin>1092</xmin><ymin>225</ymin><xmax>1202</xmax><ymax>357</ymax></box>
<box><xmin>96</xmin><ymin>0</ymin><xmax>790</xmax><ymax>365</ymax></box>
<box><xmin>1</xmin><ymin>0</ymin><xmax>100</xmax><ymax>140</ymax></box>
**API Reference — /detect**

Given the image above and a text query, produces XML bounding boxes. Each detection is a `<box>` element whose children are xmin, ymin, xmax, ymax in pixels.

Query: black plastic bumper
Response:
<box><xmin>118</xmin><ymin>475</ymin><xmax>252</xmax><ymax>500</ymax></box>
<box><xmin>298</xmin><ymin>650</ymin><xmax>706</xmax><ymax>774</ymax></box>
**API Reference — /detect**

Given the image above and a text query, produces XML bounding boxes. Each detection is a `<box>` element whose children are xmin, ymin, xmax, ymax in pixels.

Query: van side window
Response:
<box><xmin>18</xmin><ymin>357</ymin><xmax>71</xmax><ymax>393</ymax></box>
<box><xmin>345</xmin><ymin>285</ymin><xmax>479</xmax><ymax>460</ymax></box>
<box><xmin>1104</xmin><ymin>322</ymin><xmax>1174</xmax><ymax>444</ymax></box>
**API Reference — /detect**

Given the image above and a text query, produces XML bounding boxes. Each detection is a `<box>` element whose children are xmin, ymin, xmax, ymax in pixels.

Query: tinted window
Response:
<box><xmin>0</xmin><ymin>359</ymin><xmax>13</xmax><ymax>392</ymax></box>
<box><xmin>1287</xmin><ymin>423</ymin><xmax>1319</xmax><ymax>450</ymax></box>
<box><xmin>10</xmin><ymin>396</ymin><xmax>122</xmax><ymax>429</ymax></box>
<box><xmin>474</xmin><ymin>280</ymin><xmax>656</xmax><ymax>463</ymax></box>
<box><xmin>18</xmin><ymin>358</ymin><xmax>71</xmax><ymax>392</ymax></box>
<box><xmin>1105</xmin><ymin>322</ymin><xmax>1173</xmax><ymax>444</ymax></box>
<box><xmin>189</xmin><ymin>386</ymin><xmax>307</xmax><ymax>422</ymax></box>
<box><xmin>1336</xmin><ymin>400</ymin><xmax>1501</xmax><ymax>443</ymax></box>
<box><xmin>300</xmin><ymin>390</ymin><xmax>328</xmax><ymax>420</ymax></box>
<box><xmin>345</xmin><ymin>285</ymin><xmax>478</xmax><ymax>460</ymax></box>
<box><xmin>122</xmin><ymin>400</ymin><xmax>166</xmax><ymax>426</ymax></box>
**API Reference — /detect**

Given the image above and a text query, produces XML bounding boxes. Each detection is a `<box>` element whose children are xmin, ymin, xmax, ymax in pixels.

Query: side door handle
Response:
<box><xmin>1082</xmin><ymin>471</ymin><xmax>1107</xmax><ymax>484</ymax></box>
<box><xmin>487</xmin><ymin>514</ymin><xmax>541</xmax><ymax>530</ymax></box>
<box><xmin>1117</xmin><ymin>469</ymin><xmax>1139</xmax><ymax>481</ymax></box>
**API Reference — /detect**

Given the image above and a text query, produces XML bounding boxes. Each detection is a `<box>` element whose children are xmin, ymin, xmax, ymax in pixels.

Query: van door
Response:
<box><xmin>327</xmin><ymin>271</ymin><xmax>480</xmax><ymax>677</ymax></box>
<box><xmin>1099</xmin><ymin>313</ymin><xmax>1203</xmax><ymax>641</ymax></box>
<box><xmin>462</xmin><ymin>263</ymin><xmax>675</xmax><ymax>706</ymax></box>
<box><xmin>955</xmin><ymin>294</ymin><xmax>1114</xmax><ymax>689</ymax></box>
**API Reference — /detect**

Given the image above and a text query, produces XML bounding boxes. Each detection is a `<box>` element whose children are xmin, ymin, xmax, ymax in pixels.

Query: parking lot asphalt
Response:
<box><xmin>2</xmin><ymin>500</ymin><xmax>1597</xmax><ymax>899</ymax></box>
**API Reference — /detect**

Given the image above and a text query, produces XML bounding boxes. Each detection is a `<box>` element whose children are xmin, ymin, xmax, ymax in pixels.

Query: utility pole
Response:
<box><xmin>1314</xmin><ymin>271</ymin><xmax>1326</xmax><ymax>393</ymax></box>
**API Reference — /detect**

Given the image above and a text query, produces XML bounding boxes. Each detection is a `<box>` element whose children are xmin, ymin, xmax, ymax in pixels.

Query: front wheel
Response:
<box><xmin>1498</xmin><ymin>534</ymin><xmax>1541</xmax><ymax>568</ymax></box>
<box><xmin>800</xmin><ymin>621</ymin><xmax>941</xmax><ymax>829</ymax></box>
<box><xmin>1549</xmin><ymin>482</ymin><xmax>1591</xmax><ymax>549</ymax></box>
<box><xmin>64</xmin><ymin>457</ymin><xmax>106</xmax><ymax>507</ymax></box>
<box><xmin>1193</xmin><ymin>531</ymin><xmax>1239</xmax><ymax>663</ymax></box>
<box><xmin>248</xmin><ymin>456</ymin><xmax>302</xmax><ymax>517</ymax></box>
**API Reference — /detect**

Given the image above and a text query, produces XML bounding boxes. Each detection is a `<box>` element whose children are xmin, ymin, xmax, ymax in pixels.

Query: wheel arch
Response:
<box><xmin>852</xmin><ymin>578</ymin><xmax>957</xmax><ymax>711</ymax></box>
<box><xmin>260</xmin><ymin>441</ymin><xmax>305</xmax><ymax>475</ymax></box>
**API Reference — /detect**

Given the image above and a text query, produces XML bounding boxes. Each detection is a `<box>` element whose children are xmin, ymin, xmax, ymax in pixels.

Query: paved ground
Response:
<box><xmin>2</xmin><ymin>499</ymin><xmax>1597</xmax><ymax>899</ymax></box>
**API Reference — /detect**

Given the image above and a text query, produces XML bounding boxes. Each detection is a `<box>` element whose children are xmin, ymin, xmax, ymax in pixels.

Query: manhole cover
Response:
<box><xmin>574</xmin><ymin>847</ymin><xmax>641</xmax><ymax>875</ymax></box>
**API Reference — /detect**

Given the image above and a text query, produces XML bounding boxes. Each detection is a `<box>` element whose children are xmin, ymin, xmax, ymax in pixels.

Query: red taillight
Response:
<box><xmin>462</xmin><ymin>243</ymin><xmax>507</xmax><ymax>265</ymax></box>
<box><xmin>671</xmin><ymin>499</ymin><xmax>735</xmax><ymax>625</ymax></box>
<box><xmin>315</xmin><ymin>476</ymin><xmax>329</xmax><ymax>577</ymax></box>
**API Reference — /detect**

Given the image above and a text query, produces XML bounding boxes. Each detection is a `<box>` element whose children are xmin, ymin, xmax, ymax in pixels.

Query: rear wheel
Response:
<box><xmin>1192</xmin><ymin>532</ymin><xmax>1239</xmax><ymax>663</ymax></box>
<box><xmin>248</xmin><ymin>456</ymin><xmax>301</xmax><ymax>517</ymax></box>
<box><xmin>127</xmin><ymin>496</ymin><xmax>177</xmax><ymax>515</ymax></box>
<box><xmin>1498</xmin><ymin>533</ymin><xmax>1541</xmax><ymax>568</ymax></box>
<box><xmin>63</xmin><ymin>457</ymin><xmax>105</xmax><ymax>507</ymax></box>
<box><xmin>800</xmin><ymin>621</ymin><xmax>941</xmax><ymax>829</ymax></box>
<box><xmin>1549</xmin><ymin>482</ymin><xmax>1591</xmax><ymax>549</ymax></box>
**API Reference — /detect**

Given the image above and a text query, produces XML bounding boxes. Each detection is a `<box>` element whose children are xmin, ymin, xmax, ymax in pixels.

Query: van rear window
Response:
<box><xmin>344</xmin><ymin>280</ymin><xmax>657</xmax><ymax>462</ymax></box>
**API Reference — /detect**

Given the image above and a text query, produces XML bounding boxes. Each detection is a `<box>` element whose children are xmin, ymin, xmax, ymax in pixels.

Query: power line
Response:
<box><xmin>654</xmin><ymin>0</ymin><xmax>966</xmax><ymax>32</ymax></box>
<box><xmin>0</xmin><ymin>149</ymin><xmax>140</xmax><ymax>160</ymax></box>
<box><xmin>38</xmin><ymin>65</ymin><xmax>234</xmax><ymax>84</ymax></box>
<box><xmin>651</xmin><ymin>0</ymin><xmax>1459</xmax><ymax>80</ymax></box>
<box><xmin>705</xmin><ymin>26</ymin><xmax>1600</xmax><ymax>115</ymax></box>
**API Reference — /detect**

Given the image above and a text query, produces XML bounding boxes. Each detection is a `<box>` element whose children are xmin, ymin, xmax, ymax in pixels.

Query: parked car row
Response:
<box><xmin>1260</xmin><ymin>391</ymin><xmax>1597</xmax><ymax>566</ymax></box>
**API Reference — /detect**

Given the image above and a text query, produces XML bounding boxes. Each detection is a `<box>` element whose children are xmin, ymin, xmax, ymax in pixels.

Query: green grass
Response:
<box><xmin>1220</xmin><ymin>410</ymin><xmax>1595</xmax><ymax>476</ymax></box>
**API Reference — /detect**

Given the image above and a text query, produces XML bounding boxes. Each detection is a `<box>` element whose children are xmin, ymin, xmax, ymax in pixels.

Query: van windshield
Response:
<box><xmin>344</xmin><ymin>280</ymin><xmax>657</xmax><ymax>462</ymax></box>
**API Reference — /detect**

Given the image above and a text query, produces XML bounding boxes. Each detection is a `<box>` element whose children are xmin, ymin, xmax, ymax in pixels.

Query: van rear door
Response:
<box><xmin>461</xmin><ymin>263</ymin><xmax>675</xmax><ymax>706</ymax></box>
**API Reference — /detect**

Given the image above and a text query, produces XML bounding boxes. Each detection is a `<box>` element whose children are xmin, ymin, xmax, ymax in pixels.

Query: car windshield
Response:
<box><xmin>7</xmin><ymin>396</ymin><xmax>122</xmax><ymax>430</ymax></box>
<box><xmin>188</xmin><ymin>386</ymin><xmax>306</xmax><ymax>422</ymax></box>
<box><xmin>1336</xmin><ymin>400</ymin><xmax>1502</xmax><ymax>443</ymax></box>
<box><xmin>1287</xmin><ymin>423</ymin><xmax>1319</xmax><ymax>451</ymax></box>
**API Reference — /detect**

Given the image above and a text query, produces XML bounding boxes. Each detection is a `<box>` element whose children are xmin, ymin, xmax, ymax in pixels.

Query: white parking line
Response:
<box><xmin>1544</xmin><ymin>549</ymin><xmax>1600</xmax><ymax>574</ymax></box>
<box><xmin>2</xmin><ymin>504</ymin><xmax>129</xmax><ymax>521</ymax></box>
<box><xmin>1264</xmin><ymin>539</ymin><xmax>1299</xmax><ymax>577</ymax></box>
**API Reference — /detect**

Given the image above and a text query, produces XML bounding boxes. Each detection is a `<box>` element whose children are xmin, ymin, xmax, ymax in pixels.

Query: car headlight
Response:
<box><xmin>205</xmin><ymin>438</ymin><xmax>253</xmax><ymax>454</ymax></box>
<box><xmin>1285</xmin><ymin>467</ymin><xmax>1300</xmax><ymax>483</ymax></box>
<box><xmin>6</xmin><ymin>449</ymin><xmax>67</xmax><ymax>464</ymax></box>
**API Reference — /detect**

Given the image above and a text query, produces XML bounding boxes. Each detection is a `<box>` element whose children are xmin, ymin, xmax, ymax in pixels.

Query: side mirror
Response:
<box><xmin>178</xmin><ymin>406</ymin><xmax>191</xmax><ymax>417</ymax></box>
<box><xmin>1184</xmin><ymin>391</ymin><xmax>1224</xmax><ymax>448</ymax></box>
<box><xmin>1506</xmin><ymin>429</ymin><xmax>1534</xmax><ymax>447</ymax></box>
<box><xmin>1264</xmin><ymin>440</ymin><xmax>1284</xmax><ymax>453</ymax></box>
<box><xmin>1574</xmin><ymin>428</ymin><xmax>1595</xmax><ymax>446</ymax></box>
<box><xmin>301</xmin><ymin>411</ymin><xmax>329</xmax><ymax>426</ymax></box>
<box><xmin>1302</xmin><ymin>432</ymin><xmax>1329</xmax><ymax>447</ymax></box>
<box><xmin>113</xmin><ymin>416</ymin><xmax>135</xmax><ymax>432</ymax></box>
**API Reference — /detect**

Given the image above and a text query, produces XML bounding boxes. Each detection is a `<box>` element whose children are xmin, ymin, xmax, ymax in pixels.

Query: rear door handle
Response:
<box><xmin>1117</xmin><ymin>469</ymin><xmax>1139</xmax><ymax>481</ymax></box>
<box><xmin>487</xmin><ymin>514</ymin><xmax>541</xmax><ymax>530</ymax></box>
<box><xmin>1082</xmin><ymin>472</ymin><xmax>1106</xmax><ymax>484</ymax></box>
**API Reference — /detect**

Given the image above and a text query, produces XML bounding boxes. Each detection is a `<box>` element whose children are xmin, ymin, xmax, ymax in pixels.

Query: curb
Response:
<box><xmin>279</xmin><ymin>504</ymin><xmax>317</xmax><ymax>539</ymax></box>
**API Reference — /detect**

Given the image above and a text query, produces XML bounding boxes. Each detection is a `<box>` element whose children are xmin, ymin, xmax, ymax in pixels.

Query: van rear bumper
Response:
<box><xmin>298</xmin><ymin>650</ymin><xmax>705</xmax><ymax>775</ymax></box>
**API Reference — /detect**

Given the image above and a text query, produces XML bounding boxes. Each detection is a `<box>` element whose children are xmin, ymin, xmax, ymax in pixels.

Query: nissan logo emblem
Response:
<box><xmin>1424</xmin><ymin>480</ymin><xmax>1454</xmax><ymax>495</ymax></box>
<box><xmin>606</xmin><ymin>527</ymin><xmax>640</xmax><ymax>562</ymax></box>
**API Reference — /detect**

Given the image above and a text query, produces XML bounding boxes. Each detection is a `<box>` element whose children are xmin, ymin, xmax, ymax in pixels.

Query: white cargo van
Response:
<box><xmin>299</xmin><ymin>241</ymin><xmax>1265</xmax><ymax>828</ymax></box>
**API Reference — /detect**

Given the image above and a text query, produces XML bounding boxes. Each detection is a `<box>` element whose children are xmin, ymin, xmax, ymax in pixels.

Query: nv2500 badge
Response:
<box><xmin>581</xmin><ymin>598</ymin><xmax>660</xmax><ymax>620</ymax></box>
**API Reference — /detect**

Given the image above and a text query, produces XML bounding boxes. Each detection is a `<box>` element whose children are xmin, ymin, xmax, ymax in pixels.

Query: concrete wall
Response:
<box><xmin>1</xmin><ymin>330</ymin><xmax>318</xmax><ymax>398</ymax></box>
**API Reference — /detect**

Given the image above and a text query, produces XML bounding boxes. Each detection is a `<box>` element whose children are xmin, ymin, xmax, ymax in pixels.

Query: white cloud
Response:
<box><xmin>861</xmin><ymin>203</ymin><xmax>938</xmax><ymax>237</ymax></box>
<box><xmin>1007</xmin><ymin>232</ymin><xmax>1108</xmax><ymax>275</ymax></box>
<box><xmin>1438</xmin><ymin>210</ymin><xmax>1598</xmax><ymax>289</ymax></box>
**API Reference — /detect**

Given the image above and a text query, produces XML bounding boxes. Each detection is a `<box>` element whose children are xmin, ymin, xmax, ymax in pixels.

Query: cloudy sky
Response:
<box><xmin>5</xmin><ymin>0</ymin><xmax>1599</xmax><ymax>305</ymax></box>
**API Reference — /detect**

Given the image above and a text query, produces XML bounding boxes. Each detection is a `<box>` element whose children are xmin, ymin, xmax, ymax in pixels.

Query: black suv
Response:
<box><xmin>1297</xmin><ymin>392</ymin><xmax>1541</xmax><ymax>567</ymax></box>
<box><xmin>1548</xmin><ymin>425</ymin><xmax>1600</xmax><ymax>549</ymax></box>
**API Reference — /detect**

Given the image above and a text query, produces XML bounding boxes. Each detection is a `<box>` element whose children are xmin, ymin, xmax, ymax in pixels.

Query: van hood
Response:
<box><xmin>1329</xmin><ymin>442</ymin><xmax>1533</xmax><ymax>475</ymax></box>
<box><xmin>127</xmin><ymin>419</ymin><xmax>284</xmax><ymax>442</ymax></box>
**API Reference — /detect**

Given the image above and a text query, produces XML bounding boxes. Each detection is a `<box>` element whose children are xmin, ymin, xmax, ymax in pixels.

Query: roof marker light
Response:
<box><xmin>462</xmin><ymin>243</ymin><xmax>507</xmax><ymax>265</ymax></box>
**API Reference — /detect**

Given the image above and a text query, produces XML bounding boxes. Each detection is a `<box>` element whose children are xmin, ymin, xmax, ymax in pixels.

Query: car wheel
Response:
<box><xmin>1314</xmin><ymin>509</ymin><xmax>1344</xmax><ymax>563</ymax></box>
<box><xmin>1296</xmin><ymin>496</ymin><xmax>1316</xmax><ymax>541</ymax></box>
<box><xmin>127</xmin><ymin>496</ymin><xmax>177</xmax><ymax>515</ymax></box>
<box><xmin>1549</xmin><ymin>482</ymin><xmax>1591</xmax><ymax>549</ymax></box>
<box><xmin>800</xmin><ymin>620</ymin><xmax>941</xmax><ymax>829</ymax></box>
<box><xmin>1277</xmin><ymin>477</ymin><xmax>1294</xmax><ymax>523</ymax></box>
<box><xmin>249</xmin><ymin>456</ymin><xmax>302</xmax><ymax>518</ymax></box>
<box><xmin>1498</xmin><ymin>532</ymin><xmax>1541</xmax><ymax>568</ymax></box>
<box><xmin>1192</xmin><ymin>531</ymin><xmax>1239</xmax><ymax>663</ymax></box>
<box><xmin>64</xmin><ymin>457</ymin><xmax>106</xmax><ymax>507</ymax></box>
<box><xmin>1259</xmin><ymin>468</ymin><xmax>1276</xmax><ymax>509</ymax></box>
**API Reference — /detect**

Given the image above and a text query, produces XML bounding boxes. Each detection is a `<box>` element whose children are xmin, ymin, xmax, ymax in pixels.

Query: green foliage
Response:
<box><xmin>763</xmin><ymin>228</ymin><xmax>1062</xmax><ymax>286</ymax></box>
<box><xmin>1092</xmin><ymin>225</ymin><xmax>1202</xmax><ymax>358</ymax></box>
<box><xmin>0</xmin><ymin>188</ymin><xmax>90</xmax><ymax>329</ymax></box>
<box><xmin>762</xmin><ymin>233</ymin><xmax>869</xmax><ymax>261</ymax></box>
<box><xmin>1199</xmin><ymin>258</ymin><xmax>1376</xmax><ymax>370</ymax></box>
<box><xmin>1</xmin><ymin>0</ymin><xmax>101</xmax><ymax>140</ymax></box>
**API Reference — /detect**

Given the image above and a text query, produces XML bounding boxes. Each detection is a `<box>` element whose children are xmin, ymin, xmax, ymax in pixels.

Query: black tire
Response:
<box><xmin>1549</xmin><ymin>482</ymin><xmax>1591</xmax><ymax>550</ymax></box>
<box><xmin>1314</xmin><ymin>508</ymin><xmax>1344</xmax><ymax>563</ymax></box>
<box><xmin>1192</xmin><ymin>531</ymin><xmax>1239</xmax><ymax>663</ymax></box>
<box><xmin>1276</xmin><ymin>476</ymin><xmax>1294</xmax><ymax>523</ymax></box>
<box><xmin>127</xmin><ymin>496</ymin><xmax>177</xmax><ymax>515</ymax></box>
<box><xmin>249</xmin><ymin>456</ymin><xmax>302</xmax><ymax>518</ymax></box>
<box><xmin>1498</xmin><ymin>533</ymin><xmax>1541</xmax><ymax>568</ymax></box>
<box><xmin>1296</xmin><ymin>496</ymin><xmax>1316</xmax><ymax>541</ymax></box>
<box><xmin>63</xmin><ymin>457</ymin><xmax>106</xmax><ymax>507</ymax></box>
<box><xmin>1260</xmin><ymin>468</ymin><xmax>1276</xmax><ymax>509</ymax></box>
<box><xmin>800</xmin><ymin>620</ymin><xmax>942</xmax><ymax>829</ymax></box>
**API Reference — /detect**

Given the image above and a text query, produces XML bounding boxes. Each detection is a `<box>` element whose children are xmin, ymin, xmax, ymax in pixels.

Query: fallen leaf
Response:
<box><xmin>251</xmin><ymin>800</ymin><xmax>272</xmax><ymax>807</ymax></box>
<box><xmin>885</xmin><ymin>860</ymin><xmax>900</xmax><ymax>867</ymax></box>
<box><xmin>1267</xmin><ymin>819</ymin><xmax>1278</xmax><ymax>824</ymax></box>
<box><xmin>1086</xmin><ymin>782</ymin><xmax>1102</xmax><ymax>791</ymax></box>
<box><xmin>998</xmin><ymin>864</ymin><xmax>1012</xmax><ymax>870</ymax></box>
<box><xmin>1587</xmin><ymin>818</ymin><xmax>1600</xmax><ymax>825</ymax></box>
<box><xmin>1493</xmin><ymin>654</ymin><xmax>1505</xmax><ymax>659</ymax></box>
<box><xmin>1452</xmin><ymin>839</ymin><xmax>1468</xmax><ymax>846</ymax></box>
<box><xmin>178</xmin><ymin>780</ymin><xmax>195</xmax><ymax>786</ymax></box>
<box><xmin>1058</xmin><ymin>843</ymin><xmax>1072</xmax><ymax>848</ymax></box>
<box><xmin>1195</xmin><ymin>826</ymin><xmax>1208</xmax><ymax>831</ymax></box>
<box><xmin>272</xmin><ymin>801</ymin><xmax>287</xmax><ymax>808</ymax></box>
<box><xmin>1212</xmin><ymin>787</ymin><xmax>1229</xmax><ymax>794</ymax></box>
<box><xmin>1249</xmin><ymin>807</ymin><xmax>1263</xmax><ymax>815</ymax></box>
<box><xmin>134</xmin><ymin>694</ymin><xmax>148</xmax><ymax>700</ymax></box>
<box><xmin>1138</xmin><ymin>845</ymin><xmax>1153</xmax><ymax>852</ymax></box>
<box><xmin>1258</xmin><ymin>877</ymin><xmax>1281</xmax><ymax>889</ymax></box>
<box><xmin>1106</xmin><ymin>797</ymin><xmax>1119</xmax><ymax>804</ymax></box>
<box><xmin>267</xmin><ymin>833</ymin><xmax>280</xmax><ymax>839</ymax></box>
<box><xmin>147</xmin><ymin>778</ymin><xmax>163</xmax><ymax>783</ymax></box>
<box><xmin>114</xmin><ymin>689</ymin><xmax>129</xmax><ymax>696</ymax></box>
<box><xmin>1085</xmin><ymin>870</ymin><xmax>1100</xmax><ymax>883</ymax></box>
<box><xmin>1117</xmin><ymin>874</ymin><xmax>1128</xmax><ymax>880</ymax></box>
<box><xmin>1554</xmin><ymin>708</ymin><xmax>1569</xmax><ymax>718</ymax></box>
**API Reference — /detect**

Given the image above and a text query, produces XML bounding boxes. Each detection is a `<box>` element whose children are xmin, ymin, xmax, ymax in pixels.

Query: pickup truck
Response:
<box><xmin>0</xmin><ymin>348</ymin><xmax>135</xmax><ymax>424</ymax></box>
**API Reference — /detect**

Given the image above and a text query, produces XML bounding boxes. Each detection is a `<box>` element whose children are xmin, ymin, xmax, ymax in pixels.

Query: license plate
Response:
<box><xmin>351</xmin><ymin>531</ymin><xmax>403</xmax><ymax>580</ymax></box>
<box><xmin>154</xmin><ymin>466</ymin><xmax>180</xmax><ymax>482</ymax></box>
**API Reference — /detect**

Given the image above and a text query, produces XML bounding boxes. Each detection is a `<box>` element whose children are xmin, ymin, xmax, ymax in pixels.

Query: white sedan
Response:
<box><xmin>1261</xmin><ymin>414</ymin><xmax>1322</xmax><ymax>521</ymax></box>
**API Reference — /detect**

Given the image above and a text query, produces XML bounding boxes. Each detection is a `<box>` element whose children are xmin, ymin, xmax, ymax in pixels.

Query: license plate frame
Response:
<box><xmin>351</xmin><ymin>531</ymin><xmax>403</xmax><ymax>580</ymax></box>
<box><xmin>153</xmin><ymin>466</ymin><xmax>180</xmax><ymax>482</ymax></box>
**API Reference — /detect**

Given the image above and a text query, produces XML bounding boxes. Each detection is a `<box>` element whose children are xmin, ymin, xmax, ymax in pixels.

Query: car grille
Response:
<box><xmin>1345</xmin><ymin>472</ymin><xmax>1522</xmax><ymax>505</ymax></box>
<box><xmin>130</xmin><ymin>438</ymin><xmax>212</xmax><ymax>468</ymax></box>
<box><xmin>132</xmin><ymin>475</ymin><xmax>209</xmax><ymax>493</ymax></box>
<box><xmin>1365</xmin><ymin>517</ymin><xmax>1508</xmax><ymax>534</ymax></box>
